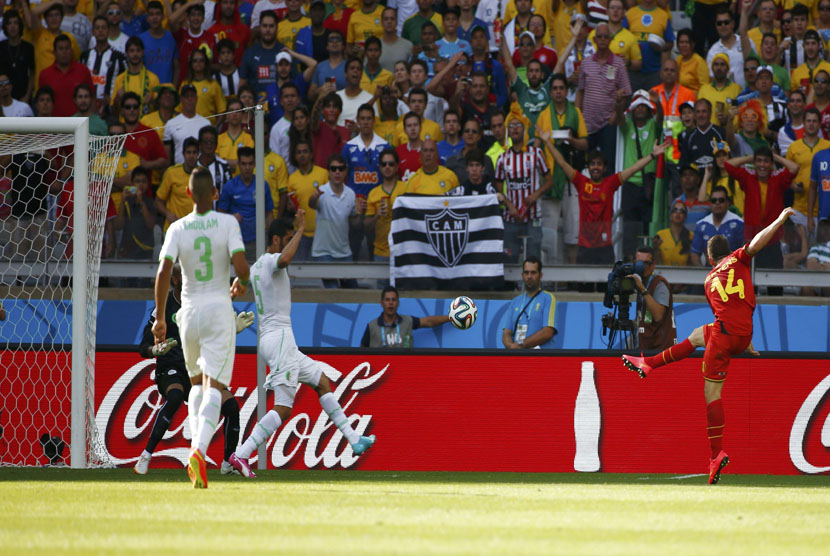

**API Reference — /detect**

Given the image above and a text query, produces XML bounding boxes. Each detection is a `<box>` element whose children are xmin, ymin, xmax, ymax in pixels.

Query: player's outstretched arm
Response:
<box><xmin>747</xmin><ymin>207</ymin><xmax>796</xmax><ymax>256</ymax></box>
<box><xmin>277</xmin><ymin>209</ymin><xmax>306</xmax><ymax>269</ymax></box>
<box><xmin>153</xmin><ymin>258</ymin><xmax>174</xmax><ymax>344</ymax></box>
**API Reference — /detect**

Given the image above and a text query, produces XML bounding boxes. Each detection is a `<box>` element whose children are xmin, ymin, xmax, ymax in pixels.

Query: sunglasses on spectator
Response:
<box><xmin>0</xmin><ymin>79</ymin><xmax>10</xmax><ymax>86</ymax></box>
<box><xmin>379</xmin><ymin>161</ymin><xmax>397</xmax><ymax>167</ymax></box>
<box><xmin>716</xmin><ymin>20</ymin><xmax>731</xmax><ymax>26</ymax></box>
<box><xmin>329</xmin><ymin>165</ymin><xmax>347</xmax><ymax>172</ymax></box>
<box><xmin>816</xmin><ymin>78</ymin><xmax>830</xmax><ymax>84</ymax></box>
<box><xmin>711</xmin><ymin>197</ymin><xmax>728</xmax><ymax>204</ymax></box>
<box><xmin>782</xmin><ymin>18</ymin><xmax>792</xmax><ymax>24</ymax></box>
<box><xmin>595</xmin><ymin>33</ymin><xmax>611</xmax><ymax>38</ymax></box>
<box><xmin>107</xmin><ymin>9</ymin><xmax>120</xmax><ymax>15</ymax></box>
<box><xmin>671</xmin><ymin>207</ymin><xmax>687</xmax><ymax>214</ymax></box>
<box><xmin>123</xmin><ymin>103</ymin><xmax>140</xmax><ymax>110</ymax></box>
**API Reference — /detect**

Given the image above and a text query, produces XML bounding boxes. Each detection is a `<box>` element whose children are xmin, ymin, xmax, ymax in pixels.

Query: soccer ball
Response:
<box><xmin>448</xmin><ymin>296</ymin><xmax>477</xmax><ymax>329</ymax></box>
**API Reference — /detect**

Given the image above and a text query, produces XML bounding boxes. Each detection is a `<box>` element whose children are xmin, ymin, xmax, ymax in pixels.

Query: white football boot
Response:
<box><xmin>133</xmin><ymin>453</ymin><xmax>151</xmax><ymax>475</ymax></box>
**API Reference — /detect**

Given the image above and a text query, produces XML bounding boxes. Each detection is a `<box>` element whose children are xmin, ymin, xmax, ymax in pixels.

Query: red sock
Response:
<box><xmin>706</xmin><ymin>399</ymin><xmax>725</xmax><ymax>459</ymax></box>
<box><xmin>644</xmin><ymin>339</ymin><xmax>696</xmax><ymax>369</ymax></box>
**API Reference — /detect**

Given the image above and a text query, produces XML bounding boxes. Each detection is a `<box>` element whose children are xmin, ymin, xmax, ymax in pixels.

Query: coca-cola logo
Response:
<box><xmin>789</xmin><ymin>374</ymin><xmax>830</xmax><ymax>474</ymax></box>
<box><xmin>95</xmin><ymin>358</ymin><xmax>387</xmax><ymax>469</ymax></box>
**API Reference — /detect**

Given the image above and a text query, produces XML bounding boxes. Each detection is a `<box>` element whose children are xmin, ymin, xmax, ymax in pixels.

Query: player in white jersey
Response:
<box><xmin>228</xmin><ymin>211</ymin><xmax>376</xmax><ymax>478</ymax></box>
<box><xmin>153</xmin><ymin>167</ymin><xmax>251</xmax><ymax>488</ymax></box>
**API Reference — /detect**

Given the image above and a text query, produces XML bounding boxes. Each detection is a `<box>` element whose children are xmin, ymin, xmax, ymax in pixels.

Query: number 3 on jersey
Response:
<box><xmin>709</xmin><ymin>268</ymin><xmax>745</xmax><ymax>302</ymax></box>
<box><xmin>194</xmin><ymin>236</ymin><xmax>213</xmax><ymax>281</ymax></box>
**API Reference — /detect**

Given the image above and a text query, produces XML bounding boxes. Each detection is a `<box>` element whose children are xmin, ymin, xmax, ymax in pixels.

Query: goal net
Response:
<box><xmin>0</xmin><ymin>118</ymin><xmax>125</xmax><ymax>468</ymax></box>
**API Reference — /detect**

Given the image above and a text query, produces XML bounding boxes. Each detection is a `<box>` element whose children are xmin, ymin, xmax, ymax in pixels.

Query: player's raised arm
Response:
<box><xmin>230</xmin><ymin>252</ymin><xmax>251</xmax><ymax>298</ymax></box>
<box><xmin>153</xmin><ymin>257</ymin><xmax>174</xmax><ymax>344</ymax></box>
<box><xmin>277</xmin><ymin>210</ymin><xmax>306</xmax><ymax>269</ymax></box>
<box><xmin>747</xmin><ymin>208</ymin><xmax>796</xmax><ymax>256</ymax></box>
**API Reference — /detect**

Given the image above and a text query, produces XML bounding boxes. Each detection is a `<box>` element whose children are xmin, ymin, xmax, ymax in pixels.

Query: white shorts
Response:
<box><xmin>177</xmin><ymin>301</ymin><xmax>236</xmax><ymax>385</ymax></box>
<box><xmin>260</xmin><ymin>328</ymin><xmax>323</xmax><ymax>408</ymax></box>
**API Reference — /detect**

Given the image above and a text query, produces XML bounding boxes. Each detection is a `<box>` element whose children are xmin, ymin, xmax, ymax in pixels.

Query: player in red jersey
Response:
<box><xmin>622</xmin><ymin>207</ymin><xmax>797</xmax><ymax>484</ymax></box>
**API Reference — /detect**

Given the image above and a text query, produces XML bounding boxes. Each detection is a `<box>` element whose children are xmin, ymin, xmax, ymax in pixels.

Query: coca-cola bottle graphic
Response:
<box><xmin>574</xmin><ymin>361</ymin><xmax>601</xmax><ymax>472</ymax></box>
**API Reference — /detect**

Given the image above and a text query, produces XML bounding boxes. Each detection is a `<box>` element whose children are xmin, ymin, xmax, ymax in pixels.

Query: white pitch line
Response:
<box><xmin>670</xmin><ymin>474</ymin><xmax>707</xmax><ymax>479</ymax></box>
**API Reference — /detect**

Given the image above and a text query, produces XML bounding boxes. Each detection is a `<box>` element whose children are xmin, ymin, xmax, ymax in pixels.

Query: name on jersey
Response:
<box><xmin>354</xmin><ymin>170</ymin><xmax>379</xmax><ymax>184</ymax></box>
<box><xmin>183</xmin><ymin>218</ymin><xmax>219</xmax><ymax>231</ymax></box>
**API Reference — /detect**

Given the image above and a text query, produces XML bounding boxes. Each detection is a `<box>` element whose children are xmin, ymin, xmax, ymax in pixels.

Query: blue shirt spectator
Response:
<box><xmin>437</xmin><ymin>139</ymin><xmax>465</xmax><ymax>164</ymax></box>
<box><xmin>471</xmin><ymin>58</ymin><xmax>508</xmax><ymax>110</ymax></box>
<box><xmin>217</xmin><ymin>175</ymin><xmax>275</xmax><ymax>243</ymax></box>
<box><xmin>436</xmin><ymin>38</ymin><xmax>472</xmax><ymax>57</ymax></box>
<box><xmin>691</xmin><ymin>210</ymin><xmax>745</xmax><ymax>264</ymax></box>
<box><xmin>121</xmin><ymin>13</ymin><xmax>148</xmax><ymax>37</ymax></box>
<box><xmin>811</xmin><ymin>149</ymin><xmax>830</xmax><ymax>220</ymax></box>
<box><xmin>139</xmin><ymin>29</ymin><xmax>178</xmax><ymax>84</ymax></box>
<box><xmin>240</xmin><ymin>40</ymin><xmax>287</xmax><ymax>106</ymax></box>
<box><xmin>458</xmin><ymin>19</ymin><xmax>490</xmax><ymax>44</ymax></box>
<box><xmin>266</xmin><ymin>76</ymin><xmax>310</xmax><ymax>126</ymax></box>
<box><xmin>501</xmin><ymin>288</ymin><xmax>557</xmax><ymax>349</ymax></box>
<box><xmin>342</xmin><ymin>133</ymin><xmax>390</xmax><ymax>196</ymax></box>
<box><xmin>312</xmin><ymin>59</ymin><xmax>347</xmax><ymax>91</ymax></box>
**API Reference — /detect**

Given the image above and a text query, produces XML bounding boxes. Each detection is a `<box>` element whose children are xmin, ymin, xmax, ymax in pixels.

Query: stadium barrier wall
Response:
<box><xmin>3</xmin><ymin>299</ymin><xmax>830</xmax><ymax>351</ymax></box>
<box><xmin>6</xmin><ymin>349</ymin><xmax>830</xmax><ymax>475</ymax></box>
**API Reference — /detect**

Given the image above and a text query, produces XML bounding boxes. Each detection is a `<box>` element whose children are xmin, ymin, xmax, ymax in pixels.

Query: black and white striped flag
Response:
<box><xmin>389</xmin><ymin>194</ymin><xmax>504</xmax><ymax>290</ymax></box>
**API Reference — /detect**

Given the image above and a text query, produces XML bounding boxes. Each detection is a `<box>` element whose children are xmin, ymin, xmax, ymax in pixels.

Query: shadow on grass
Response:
<box><xmin>1</xmin><ymin>468</ymin><xmax>828</xmax><ymax>488</ymax></box>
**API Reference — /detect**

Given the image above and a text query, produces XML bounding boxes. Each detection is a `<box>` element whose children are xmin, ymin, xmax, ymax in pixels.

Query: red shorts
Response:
<box><xmin>702</xmin><ymin>322</ymin><xmax>752</xmax><ymax>382</ymax></box>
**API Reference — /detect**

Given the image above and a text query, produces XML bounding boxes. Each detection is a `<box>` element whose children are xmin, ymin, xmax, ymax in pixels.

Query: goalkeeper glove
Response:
<box><xmin>151</xmin><ymin>338</ymin><xmax>178</xmax><ymax>357</ymax></box>
<box><xmin>236</xmin><ymin>311</ymin><xmax>255</xmax><ymax>333</ymax></box>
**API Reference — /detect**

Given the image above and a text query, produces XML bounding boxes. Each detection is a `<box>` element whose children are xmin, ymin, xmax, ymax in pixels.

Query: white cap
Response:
<box><xmin>276</xmin><ymin>52</ymin><xmax>292</xmax><ymax>65</ymax></box>
<box><xmin>628</xmin><ymin>96</ymin><xmax>655</xmax><ymax>113</ymax></box>
<box><xmin>647</xmin><ymin>33</ymin><xmax>665</xmax><ymax>48</ymax></box>
<box><xmin>518</xmin><ymin>30</ymin><xmax>536</xmax><ymax>45</ymax></box>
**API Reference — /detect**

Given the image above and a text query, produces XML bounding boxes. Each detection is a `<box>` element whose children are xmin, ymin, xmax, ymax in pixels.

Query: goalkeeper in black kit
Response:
<box><xmin>134</xmin><ymin>264</ymin><xmax>255</xmax><ymax>475</ymax></box>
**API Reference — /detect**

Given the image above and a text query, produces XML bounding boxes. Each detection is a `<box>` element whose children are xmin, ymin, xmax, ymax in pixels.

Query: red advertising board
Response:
<box><xmin>4</xmin><ymin>350</ymin><xmax>830</xmax><ymax>475</ymax></box>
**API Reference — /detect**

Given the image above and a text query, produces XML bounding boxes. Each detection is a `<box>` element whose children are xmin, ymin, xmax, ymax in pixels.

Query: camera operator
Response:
<box><xmin>630</xmin><ymin>246</ymin><xmax>676</xmax><ymax>351</ymax></box>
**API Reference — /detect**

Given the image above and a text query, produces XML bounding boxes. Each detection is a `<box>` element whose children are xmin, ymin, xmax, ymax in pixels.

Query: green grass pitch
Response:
<box><xmin>1</xmin><ymin>469</ymin><xmax>829</xmax><ymax>555</ymax></box>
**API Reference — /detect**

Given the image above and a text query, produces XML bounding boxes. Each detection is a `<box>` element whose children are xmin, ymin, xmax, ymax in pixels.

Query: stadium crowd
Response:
<box><xmin>1</xmin><ymin>0</ymin><xmax>830</xmax><ymax>293</ymax></box>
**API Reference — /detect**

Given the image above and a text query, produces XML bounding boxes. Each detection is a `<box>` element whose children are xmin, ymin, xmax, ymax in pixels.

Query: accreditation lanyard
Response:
<box><xmin>661</xmin><ymin>85</ymin><xmax>679</xmax><ymax>116</ymax></box>
<box><xmin>381</xmin><ymin>322</ymin><xmax>402</xmax><ymax>347</ymax></box>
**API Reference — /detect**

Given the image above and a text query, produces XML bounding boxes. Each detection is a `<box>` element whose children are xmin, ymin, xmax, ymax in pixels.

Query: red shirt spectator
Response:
<box><xmin>312</xmin><ymin>123</ymin><xmax>350</xmax><ymax>169</ymax></box>
<box><xmin>572</xmin><ymin>172</ymin><xmax>623</xmax><ymax>248</ymax></box>
<box><xmin>324</xmin><ymin>7</ymin><xmax>354</xmax><ymax>39</ymax></box>
<box><xmin>39</xmin><ymin>61</ymin><xmax>93</xmax><ymax>117</ymax></box>
<box><xmin>208</xmin><ymin>1</ymin><xmax>252</xmax><ymax>67</ymax></box>
<box><xmin>725</xmin><ymin>161</ymin><xmax>794</xmax><ymax>243</ymax></box>
<box><xmin>176</xmin><ymin>28</ymin><xmax>216</xmax><ymax>82</ymax></box>
<box><xmin>396</xmin><ymin>143</ymin><xmax>422</xmax><ymax>182</ymax></box>
<box><xmin>124</xmin><ymin>124</ymin><xmax>168</xmax><ymax>195</ymax></box>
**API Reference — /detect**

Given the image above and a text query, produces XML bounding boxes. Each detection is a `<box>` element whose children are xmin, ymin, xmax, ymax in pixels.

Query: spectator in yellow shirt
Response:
<box><xmin>676</xmin><ymin>29</ymin><xmax>710</xmax><ymax>93</ymax></box>
<box><xmin>217</xmin><ymin>99</ymin><xmax>255</xmax><ymax>175</ymax></box>
<box><xmin>112</xmin><ymin>36</ymin><xmax>160</xmax><ymax>117</ymax></box>
<box><xmin>405</xmin><ymin>139</ymin><xmax>460</xmax><ymax>194</ymax></box>
<box><xmin>359</xmin><ymin>37</ymin><xmax>395</xmax><ymax>95</ymax></box>
<box><xmin>179</xmin><ymin>49</ymin><xmax>226</xmax><ymax>121</ymax></box>
<box><xmin>155</xmin><ymin>137</ymin><xmax>200</xmax><ymax>230</ymax></box>
<box><xmin>365</xmin><ymin>148</ymin><xmax>408</xmax><ymax>261</ymax></box>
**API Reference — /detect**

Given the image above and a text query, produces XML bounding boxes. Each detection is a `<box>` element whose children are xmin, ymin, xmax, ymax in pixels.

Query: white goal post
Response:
<box><xmin>0</xmin><ymin>118</ymin><xmax>125</xmax><ymax>468</ymax></box>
